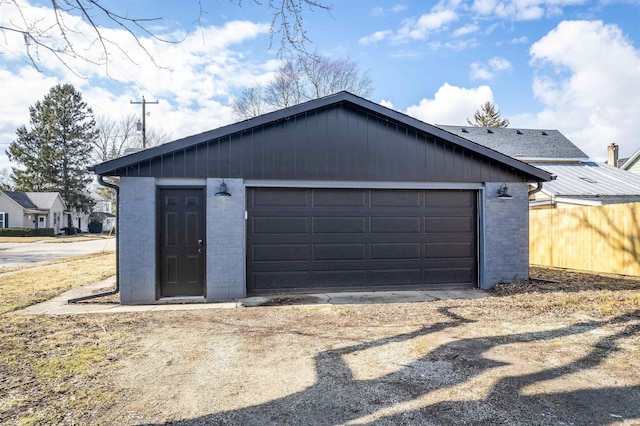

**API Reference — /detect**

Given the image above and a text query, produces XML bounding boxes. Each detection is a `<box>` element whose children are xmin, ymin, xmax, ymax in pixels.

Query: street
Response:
<box><xmin>0</xmin><ymin>238</ymin><xmax>116</xmax><ymax>267</ymax></box>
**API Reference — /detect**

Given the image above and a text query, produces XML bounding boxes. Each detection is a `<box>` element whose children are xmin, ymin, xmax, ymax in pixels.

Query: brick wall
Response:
<box><xmin>482</xmin><ymin>182</ymin><xmax>529</xmax><ymax>288</ymax></box>
<box><xmin>118</xmin><ymin>177</ymin><xmax>156</xmax><ymax>304</ymax></box>
<box><xmin>206</xmin><ymin>179</ymin><xmax>246</xmax><ymax>300</ymax></box>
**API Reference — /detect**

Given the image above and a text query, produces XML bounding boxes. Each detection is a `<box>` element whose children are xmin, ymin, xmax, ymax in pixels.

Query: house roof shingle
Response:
<box><xmin>437</xmin><ymin>125</ymin><xmax>589</xmax><ymax>161</ymax></box>
<box><xmin>1</xmin><ymin>190</ymin><xmax>39</xmax><ymax>209</ymax></box>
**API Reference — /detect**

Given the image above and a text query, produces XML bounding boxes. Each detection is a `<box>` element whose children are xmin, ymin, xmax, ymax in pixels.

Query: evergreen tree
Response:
<box><xmin>468</xmin><ymin>101</ymin><xmax>510</xmax><ymax>127</ymax></box>
<box><xmin>7</xmin><ymin>84</ymin><xmax>97</xmax><ymax>212</ymax></box>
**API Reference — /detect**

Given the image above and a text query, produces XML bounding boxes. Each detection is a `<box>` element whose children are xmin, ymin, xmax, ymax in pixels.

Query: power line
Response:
<box><xmin>130</xmin><ymin>96</ymin><xmax>159</xmax><ymax>148</ymax></box>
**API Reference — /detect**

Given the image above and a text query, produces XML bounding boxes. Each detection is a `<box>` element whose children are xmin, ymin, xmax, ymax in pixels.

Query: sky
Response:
<box><xmin>1</xmin><ymin>0</ymin><xmax>639</xmax><ymax>173</ymax></box>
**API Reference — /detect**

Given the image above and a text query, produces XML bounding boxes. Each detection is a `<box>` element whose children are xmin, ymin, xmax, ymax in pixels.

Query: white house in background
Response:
<box><xmin>0</xmin><ymin>190</ymin><xmax>66</xmax><ymax>233</ymax></box>
<box><xmin>621</xmin><ymin>147</ymin><xmax>640</xmax><ymax>176</ymax></box>
<box><xmin>438</xmin><ymin>127</ymin><xmax>640</xmax><ymax>208</ymax></box>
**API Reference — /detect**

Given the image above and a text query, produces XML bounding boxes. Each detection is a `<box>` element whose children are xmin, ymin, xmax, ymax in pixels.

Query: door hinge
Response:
<box><xmin>245</xmin><ymin>211</ymin><xmax>248</xmax><ymax>220</ymax></box>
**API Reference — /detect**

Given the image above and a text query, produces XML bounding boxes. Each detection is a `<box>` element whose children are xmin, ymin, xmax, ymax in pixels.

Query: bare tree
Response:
<box><xmin>93</xmin><ymin>113</ymin><xmax>172</xmax><ymax>164</ymax></box>
<box><xmin>233</xmin><ymin>53</ymin><xmax>374</xmax><ymax>119</ymax></box>
<box><xmin>92</xmin><ymin>114</ymin><xmax>138</xmax><ymax>165</ymax></box>
<box><xmin>91</xmin><ymin>113</ymin><xmax>170</xmax><ymax>209</ymax></box>
<box><xmin>0</xmin><ymin>168</ymin><xmax>14</xmax><ymax>190</ymax></box>
<box><xmin>0</xmin><ymin>0</ymin><xmax>331</xmax><ymax>76</ymax></box>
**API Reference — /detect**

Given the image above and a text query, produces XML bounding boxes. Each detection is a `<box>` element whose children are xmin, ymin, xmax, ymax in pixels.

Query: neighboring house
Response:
<box><xmin>66</xmin><ymin>210</ymin><xmax>90</xmax><ymax>233</ymax></box>
<box><xmin>438</xmin><ymin>126</ymin><xmax>640</xmax><ymax>208</ymax></box>
<box><xmin>91</xmin><ymin>192</ymin><xmax>116</xmax><ymax>232</ymax></box>
<box><xmin>0</xmin><ymin>190</ymin><xmax>66</xmax><ymax>234</ymax></box>
<box><xmin>91</xmin><ymin>211</ymin><xmax>116</xmax><ymax>232</ymax></box>
<box><xmin>621</xmin><ymin>147</ymin><xmax>640</xmax><ymax>176</ymax></box>
<box><xmin>90</xmin><ymin>91</ymin><xmax>551</xmax><ymax>305</ymax></box>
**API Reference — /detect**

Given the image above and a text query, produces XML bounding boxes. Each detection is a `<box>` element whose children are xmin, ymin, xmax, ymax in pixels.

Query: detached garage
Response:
<box><xmin>91</xmin><ymin>92</ymin><xmax>552</xmax><ymax>304</ymax></box>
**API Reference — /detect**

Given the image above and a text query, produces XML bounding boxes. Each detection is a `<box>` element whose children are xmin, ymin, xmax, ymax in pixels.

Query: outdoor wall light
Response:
<box><xmin>215</xmin><ymin>179</ymin><xmax>231</xmax><ymax>197</ymax></box>
<box><xmin>497</xmin><ymin>183</ymin><xmax>513</xmax><ymax>200</ymax></box>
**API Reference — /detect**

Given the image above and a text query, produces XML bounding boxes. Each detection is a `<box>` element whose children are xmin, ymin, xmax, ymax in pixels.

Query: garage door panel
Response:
<box><xmin>425</xmin><ymin>242</ymin><xmax>473</xmax><ymax>258</ymax></box>
<box><xmin>370</xmin><ymin>190</ymin><xmax>421</xmax><ymax>207</ymax></box>
<box><xmin>311</xmin><ymin>270</ymin><xmax>367</xmax><ymax>287</ymax></box>
<box><xmin>253</xmin><ymin>217</ymin><xmax>309</xmax><ymax>234</ymax></box>
<box><xmin>425</xmin><ymin>233</ymin><xmax>473</xmax><ymax>243</ymax></box>
<box><xmin>247</xmin><ymin>188</ymin><xmax>477</xmax><ymax>293</ymax></box>
<box><xmin>313</xmin><ymin>244</ymin><xmax>366</xmax><ymax>261</ymax></box>
<box><xmin>253</xmin><ymin>244</ymin><xmax>309</xmax><ymax>262</ymax></box>
<box><xmin>371</xmin><ymin>243</ymin><xmax>421</xmax><ymax>260</ymax></box>
<box><xmin>252</xmin><ymin>188</ymin><xmax>309</xmax><ymax>207</ymax></box>
<box><xmin>371</xmin><ymin>217</ymin><xmax>421</xmax><ymax>234</ymax></box>
<box><xmin>370</xmin><ymin>269</ymin><xmax>422</xmax><ymax>286</ymax></box>
<box><xmin>426</xmin><ymin>190</ymin><xmax>474</xmax><ymax>207</ymax></box>
<box><xmin>313</xmin><ymin>217</ymin><xmax>367</xmax><ymax>233</ymax></box>
<box><xmin>252</xmin><ymin>271</ymin><xmax>309</xmax><ymax>289</ymax></box>
<box><xmin>424</xmin><ymin>268</ymin><xmax>474</xmax><ymax>284</ymax></box>
<box><xmin>313</xmin><ymin>189</ymin><xmax>366</xmax><ymax>207</ymax></box>
<box><xmin>425</xmin><ymin>217</ymin><xmax>473</xmax><ymax>233</ymax></box>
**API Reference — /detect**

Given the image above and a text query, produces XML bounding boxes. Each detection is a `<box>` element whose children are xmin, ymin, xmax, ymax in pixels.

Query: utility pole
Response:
<box><xmin>130</xmin><ymin>96</ymin><xmax>159</xmax><ymax>148</ymax></box>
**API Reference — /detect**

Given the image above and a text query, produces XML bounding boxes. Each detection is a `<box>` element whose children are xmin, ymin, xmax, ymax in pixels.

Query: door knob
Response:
<box><xmin>197</xmin><ymin>248</ymin><xmax>203</xmax><ymax>254</ymax></box>
<box><xmin>197</xmin><ymin>238</ymin><xmax>203</xmax><ymax>245</ymax></box>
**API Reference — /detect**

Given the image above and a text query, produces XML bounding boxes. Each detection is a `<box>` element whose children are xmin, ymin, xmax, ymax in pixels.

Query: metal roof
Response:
<box><xmin>437</xmin><ymin>125</ymin><xmax>589</xmax><ymax>161</ymax></box>
<box><xmin>535</xmin><ymin>162</ymin><xmax>640</xmax><ymax>197</ymax></box>
<box><xmin>91</xmin><ymin>91</ymin><xmax>552</xmax><ymax>182</ymax></box>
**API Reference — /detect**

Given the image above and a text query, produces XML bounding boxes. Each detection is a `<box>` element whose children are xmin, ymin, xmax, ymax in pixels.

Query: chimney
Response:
<box><xmin>608</xmin><ymin>143</ymin><xmax>619</xmax><ymax>168</ymax></box>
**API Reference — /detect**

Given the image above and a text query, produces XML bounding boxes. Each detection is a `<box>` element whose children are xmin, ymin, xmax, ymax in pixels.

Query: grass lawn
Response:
<box><xmin>0</xmin><ymin>256</ymin><xmax>638</xmax><ymax>425</ymax></box>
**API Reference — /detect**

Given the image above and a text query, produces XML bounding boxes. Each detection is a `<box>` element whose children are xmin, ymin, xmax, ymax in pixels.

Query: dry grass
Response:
<box><xmin>0</xmin><ymin>252</ymin><xmax>115</xmax><ymax>314</ymax></box>
<box><xmin>0</xmin><ymin>252</ymin><xmax>135</xmax><ymax>425</ymax></box>
<box><xmin>0</xmin><ymin>259</ymin><xmax>638</xmax><ymax>425</ymax></box>
<box><xmin>484</xmin><ymin>266</ymin><xmax>640</xmax><ymax>319</ymax></box>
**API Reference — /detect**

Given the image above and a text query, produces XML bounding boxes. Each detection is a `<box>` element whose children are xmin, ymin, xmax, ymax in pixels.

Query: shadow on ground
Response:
<box><xmin>148</xmin><ymin>308</ymin><xmax>640</xmax><ymax>425</ymax></box>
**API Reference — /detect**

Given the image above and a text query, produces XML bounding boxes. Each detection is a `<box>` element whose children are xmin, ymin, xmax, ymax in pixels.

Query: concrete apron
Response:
<box><xmin>12</xmin><ymin>277</ymin><xmax>488</xmax><ymax>315</ymax></box>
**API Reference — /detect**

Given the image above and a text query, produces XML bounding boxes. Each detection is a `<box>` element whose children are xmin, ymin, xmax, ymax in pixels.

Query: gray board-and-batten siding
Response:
<box><xmin>95</xmin><ymin>94</ymin><xmax>550</xmax><ymax>184</ymax></box>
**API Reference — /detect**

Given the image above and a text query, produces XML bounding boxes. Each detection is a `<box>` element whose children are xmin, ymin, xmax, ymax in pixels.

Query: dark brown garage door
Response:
<box><xmin>247</xmin><ymin>188</ymin><xmax>477</xmax><ymax>294</ymax></box>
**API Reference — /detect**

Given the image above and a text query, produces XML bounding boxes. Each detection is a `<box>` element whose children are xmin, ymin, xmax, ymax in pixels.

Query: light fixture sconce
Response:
<box><xmin>497</xmin><ymin>183</ymin><xmax>512</xmax><ymax>200</ymax></box>
<box><xmin>215</xmin><ymin>179</ymin><xmax>231</xmax><ymax>197</ymax></box>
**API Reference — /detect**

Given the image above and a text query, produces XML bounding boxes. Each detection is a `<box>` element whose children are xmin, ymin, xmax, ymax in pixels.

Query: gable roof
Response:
<box><xmin>621</xmin><ymin>147</ymin><xmax>640</xmax><ymax>172</ymax></box>
<box><xmin>26</xmin><ymin>192</ymin><xmax>65</xmax><ymax>210</ymax></box>
<box><xmin>0</xmin><ymin>190</ymin><xmax>66</xmax><ymax>211</ymax></box>
<box><xmin>535</xmin><ymin>162</ymin><xmax>640</xmax><ymax>197</ymax></box>
<box><xmin>91</xmin><ymin>92</ymin><xmax>552</xmax><ymax>182</ymax></box>
<box><xmin>1</xmin><ymin>190</ymin><xmax>39</xmax><ymax>209</ymax></box>
<box><xmin>437</xmin><ymin>125</ymin><xmax>589</xmax><ymax>162</ymax></box>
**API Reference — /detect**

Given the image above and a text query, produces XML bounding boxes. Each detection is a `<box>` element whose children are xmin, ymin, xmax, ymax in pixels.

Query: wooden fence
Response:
<box><xmin>529</xmin><ymin>202</ymin><xmax>640</xmax><ymax>276</ymax></box>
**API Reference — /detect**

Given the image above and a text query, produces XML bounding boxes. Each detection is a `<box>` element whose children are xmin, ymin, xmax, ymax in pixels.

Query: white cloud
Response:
<box><xmin>0</xmin><ymin>2</ymin><xmax>276</xmax><ymax>171</ymax></box>
<box><xmin>380</xmin><ymin>99</ymin><xmax>394</xmax><ymax>109</ymax></box>
<box><xmin>405</xmin><ymin>83</ymin><xmax>494</xmax><ymax>125</ymax></box>
<box><xmin>390</xmin><ymin>4</ymin><xmax>408</xmax><ymax>13</ymax></box>
<box><xmin>359</xmin><ymin>30</ymin><xmax>393</xmax><ymax>45</ymax></box>
<box><xmin>510</xmin><ymin>36</ymin><xmax>529</xmax><ymax>44</ymax></box>
<box><xmin>470</xmin><ymin>56</ymin><xmax>512</xmax><ymax>80</ymax></box>
<box><xmin>472</xmin><ymin>0</ymin><xmax>587</xmax><ymax>21</ymax></box>
<box><xmin>453</xmin><ymin>24</ymin><xmax>480</xmax><ymax>36</ymax></box>
<box><xmin>371</xmin><ymin>4</ymin><xmax>407</xmax><ymax>16</ymax></box>
<box><xmin>489</xmin><ymin>57</ymin><xmax>512</xmax><ymax>71</ymax></box>
<box><xmin>470</xmin><ymin>62</ymin><xmax>494</xmax><ymax>80</ymax></box>
<box><xmin>520</xmin><ymin>20</ymin><xmax>640</xmax><ymax>159</ymax></box>
<box><xmin>394</xmin><ymin>9</ymin><xmax>458</xmax><ymax>41</ymax></box>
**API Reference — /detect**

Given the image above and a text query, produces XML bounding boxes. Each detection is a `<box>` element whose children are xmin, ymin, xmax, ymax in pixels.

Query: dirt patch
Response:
<box><xmin>1</xmin><ymin>267</ymin><xmax>639</xmax><ymax>425</ymax></box>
